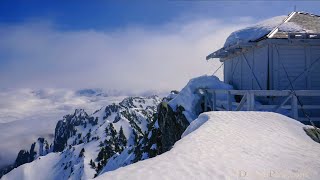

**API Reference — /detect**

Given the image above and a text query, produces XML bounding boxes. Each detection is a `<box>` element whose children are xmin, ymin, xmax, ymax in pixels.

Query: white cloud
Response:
<box><xmin>0</xmin><ymin>18</ymin><xmax>252</xmax><ymax>92</ymax></box>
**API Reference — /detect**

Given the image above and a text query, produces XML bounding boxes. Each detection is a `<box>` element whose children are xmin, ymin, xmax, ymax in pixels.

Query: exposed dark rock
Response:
<box><xmin>132</xmin><ymin>119</ymin><xmax>163</xmax><ymax>163</ymax></box>
<box><xmin>0</xmin><ymin>142</ymin><xmax>38</xmax><ymax>178</ymax></box>
<box><xmin>304</xmin><ymin>127</ymin><xmax>320</xmax><ymax>143</ymax></box>
<box><xmin>157</xmin><ymin>102</ymin><xmax>190</xmax><ymax>152</ymax></box>
<box><xmin>0</xmin><ymin>165</ymin><xmax>15</xmax><ymax>178</ymax></box>
<box><xmin>53</xmin><ymin>109</ymin><xmax>90</xmax><ymax>152</ymax></box>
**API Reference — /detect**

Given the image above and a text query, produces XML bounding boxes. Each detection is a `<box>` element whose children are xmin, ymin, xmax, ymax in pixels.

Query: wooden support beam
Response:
<box><xmin>247</xmin><ymin>93</ymin><xmax>251</xmax><ymax>111</ymax></box>
<box><xmin>272</xmin><ymin>95</ymin><xmax>292</xmax><ymax>112</ymax></box>
<box><xmin>212</xmin><ymin>91</ymin><xmax>216</xmax><ymax>111</ymax></box>
<box><xmin>291</xmin><ymin>95</ymin><xmax>298</xmax><ymax>120</ymax></box>
<box><xmin>227</xmin><ymin>91</ymin><xmax>232</xmax><ymax>111</ymax></box>
<box><xmin>247</xmin><ymin>92</ymin><xmax>255</xmax><ymax>111</ymax></box>
<box><xmin>236</xmin><ymin>93</ymin><xmax>247</xmax><ymax>111</ymax></box>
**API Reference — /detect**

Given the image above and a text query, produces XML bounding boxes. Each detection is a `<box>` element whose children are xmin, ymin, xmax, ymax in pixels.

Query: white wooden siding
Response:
<box><xmin>223</xmin><ymin>59</ymin><xmax>233</xmax><ymax>85</ymax></box>
<box><xmin>225</xmin><ymin>46</ymin><xmax>268</xmax><ymax>90</ymax></box>
<box><xmin>310</xmin><ymin>46</ymin><xmax>320</xmax><ymax>90</ymax></box>
<box><xmin>253</xmin><ymin>46</ymin><xmax>268</xmax><ymax>90</ymax></box>
<box><xmin>223</xmin><ymin>42</ymin><xmax>319</xmax><ymax>92</ymax></box>
<box><xmin>241</xmin><ymin>51</ymin><xmax>253</xmax><ymax>90</ymax></box>
<box><xmin>231</xmin><ymin>56</ymin><xmax>242</xmax><ymax>89</ymax></box>
<box><xmin>273</xmin><ymin>45</ymin><xmax>307</xmax><ymax>90</ymax></box>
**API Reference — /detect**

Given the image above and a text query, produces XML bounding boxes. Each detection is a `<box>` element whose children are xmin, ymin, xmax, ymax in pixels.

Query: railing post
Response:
<box><xmin>251</xmin><ymin>92</ymin><xmax>255</xmax><ymax>111</ymax></box>
<box><xmin>212</xmin><ymin>91</ymin><xmax>216</xmax><ymax>111</ymax></box>
<box><xmin>227</xmin><ymin>91</ymin><xmax>232</xmax><ymax>111</ymax></box>
<box><xmin>247</xmin><ymin>92</ymin><xmax>250</xmax><ymax>111</ymax></box>
<box><xmin>291</xmin><ymin>94</ymin><xmax>298</xmax><ymax>119</ymax></box>
<box><xmin>247</xmin><ymin>92</ymin><xmax>255</xmax><ymax>111</ymax></box>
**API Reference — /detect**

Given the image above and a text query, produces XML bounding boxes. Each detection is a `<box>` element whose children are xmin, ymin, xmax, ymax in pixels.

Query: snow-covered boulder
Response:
<box><xmin>157</xmin><ymin>75</ymin><xmax>232</xmax><ymax>152</ymax></box>
<box><xmin>168</xmin><ymin>75</ymin><xmax>233</xmax><ymax>122</ymax></box>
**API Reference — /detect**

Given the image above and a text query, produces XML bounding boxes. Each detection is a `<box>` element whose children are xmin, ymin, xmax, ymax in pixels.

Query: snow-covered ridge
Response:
<box><xmin>96</xmin><ymin>112</ymin><xmax>320</xmax><ymax>180</ymax></box>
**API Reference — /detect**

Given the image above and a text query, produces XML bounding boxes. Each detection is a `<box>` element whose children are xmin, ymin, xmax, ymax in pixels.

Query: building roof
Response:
<box><xmin>207</xmin><ymin>12</ymin><xmax>320</xmax><ymax>60</ymax></box>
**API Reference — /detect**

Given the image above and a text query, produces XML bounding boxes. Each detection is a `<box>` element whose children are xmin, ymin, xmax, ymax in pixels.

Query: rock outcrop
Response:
<box><xmin>157</xmin><ymin>102</ymin><xmax>189</xmax><ymax>152</ymax></box>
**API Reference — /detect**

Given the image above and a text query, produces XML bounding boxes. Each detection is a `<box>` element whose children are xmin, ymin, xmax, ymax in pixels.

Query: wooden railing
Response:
<box><xmin>196</xmin><ymin>89</ymin><xmax>320</xmax><ymax>122</ymax></box>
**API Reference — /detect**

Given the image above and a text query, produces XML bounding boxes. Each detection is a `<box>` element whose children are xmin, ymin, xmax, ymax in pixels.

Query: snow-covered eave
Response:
<box><xmin>206</xmin><ymin>36</ymin><xmax>320</xmax><ymax>61</ymax></box>
<box><xmin>206</xmin><ymin>42</ymin><xmax>256</xmax><ymax>60</ymax></box>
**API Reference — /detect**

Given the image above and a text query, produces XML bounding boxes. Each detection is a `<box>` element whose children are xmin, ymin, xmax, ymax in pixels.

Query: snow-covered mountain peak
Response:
<box><xmin>119</xmin><ymin>96</ymin><xmax>161</xmax><ymax>109</ymax></box>
<box><xmin>73</xmin><ymin>109</ymin><xmax>89</xmax><ymax>118</ymax></box>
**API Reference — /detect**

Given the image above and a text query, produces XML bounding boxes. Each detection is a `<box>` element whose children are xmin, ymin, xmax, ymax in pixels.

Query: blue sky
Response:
<box><xmin>2</xmin><ymin>1</ymin><xmax>320</xmax><ymax>30</ymax></box>
<box><xmin>0</xmin><ymin>1</ymin><xmax>320</xmax><ymax>92</ymax></box>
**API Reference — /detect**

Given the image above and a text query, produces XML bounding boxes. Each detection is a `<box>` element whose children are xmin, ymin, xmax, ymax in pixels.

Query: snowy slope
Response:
<box><xmin>96</xmin><ymin>112</ymin><xmax>320</xmax><ymax>180</ymax></box>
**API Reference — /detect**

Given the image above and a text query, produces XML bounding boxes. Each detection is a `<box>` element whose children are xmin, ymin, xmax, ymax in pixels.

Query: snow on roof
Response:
<box><xmin>224</xmin><ymin>15</ymin><xmax>287</xmax><ymax>47</ymax></box>
<box><xmin>96</xmin><ymin>112</ymin><xmax>320</xmax><ymax>180</ymax></box>
<box><xmin>277</xmin><ymin>21</ymin><xmax>304</xmax><ymax>32</ymax></box>
<box><xmin>207</xmin><ymin>12</ymin><xmax>320</xmax><ymax>60</ymax></box>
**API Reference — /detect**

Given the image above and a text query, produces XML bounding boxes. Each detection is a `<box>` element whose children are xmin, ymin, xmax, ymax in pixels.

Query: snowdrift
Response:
<box><xmin>168</xmin><ymin>75</ymin><xmax>233</xmax><ymax>122</ymax></box>
<box><xmin>96</xmin><ymin>112</ymin><xmax>320</xmax><ymax>180</ymax></box>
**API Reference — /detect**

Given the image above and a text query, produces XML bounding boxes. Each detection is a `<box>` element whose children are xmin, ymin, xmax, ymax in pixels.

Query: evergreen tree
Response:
<box><xmin>83</xmin><ymin>121</ymin><xmax>87</xmax><ymax>128</ymax></box>
<box><xmin>94</xmin><ymin>118</ymin><xmax>98</xmax><ymax>125</ymax></box>
<box><xmin>109</xmin><ymin>124</ymin><xmax>117</xmax><ymax>137</ymax></box>
<box><xmin>105</xmin><ymin>126</ymin><xmax>109</xmax><ymax>136</ymax></box>
<box><xmin>79</xmin><ymin>148</ymin><xmax>85</xmax><ymax>157</ymax></box>
<box><xmin>97</xmin><ymin>147</ymin><xmax>105</xmax><ymax>161</ymax></box>
<box><xmin>87</xmin><ymin>132</ymin><xmax>91</xmax><ymax>142</ymax></box>
<box><xmin>114</xmin><ymin>141</ymin><xmax>120</xmax><ymax>153</ymax></box>
<box><xmin>90</xmin><ymin>159</ymin><xmax>96</xmax><ymax>168</ymax></box>
<box><xmin>96</xmin><ymin>162</ymin><xmax>103</xmax><ymax>175</ymax></box>
<box><xmin>132</xmin><ymin>130</ymin><xmax>139</xmax><ymax>146</ymax></box>
<box><xmin>118</xmin><ymin>126</ymin><xmax>127</xmax><ymax>148</ymax></box>
<box><xmin>99</xmin><ymin>141</ymin><xmax>104</xmax><ymax>147</ymax></box>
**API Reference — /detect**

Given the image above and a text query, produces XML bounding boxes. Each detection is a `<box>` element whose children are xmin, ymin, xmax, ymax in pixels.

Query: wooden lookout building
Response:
<box><xmin>204</xmin><ymin>12</ymin><xmax>320</xmax><ymax>123</ymax></box>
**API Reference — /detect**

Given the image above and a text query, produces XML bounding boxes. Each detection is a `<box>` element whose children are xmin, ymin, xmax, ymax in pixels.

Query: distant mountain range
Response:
<box><xmin>0</xmin><ymin>88</ymin><xmax>168</xmax><ymax>172</ymax></box>
<box><xmin>1</xmin><ymin>95</ymin><xmax>162</xmax><ymax>178</ymax></box>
